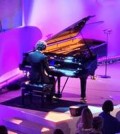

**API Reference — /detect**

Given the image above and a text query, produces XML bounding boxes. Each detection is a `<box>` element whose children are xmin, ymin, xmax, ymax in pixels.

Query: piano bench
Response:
<box><xmin>21</xmin><ymin>81</ymin><xmax>53</xmax><ymax>106</ymax></box>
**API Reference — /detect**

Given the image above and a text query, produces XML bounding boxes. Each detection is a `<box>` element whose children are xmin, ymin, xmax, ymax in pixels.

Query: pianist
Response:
<box><xmin>27</xmin><ymin>40</ymin><xmax>56</xmax><ymax>98</ymax></box>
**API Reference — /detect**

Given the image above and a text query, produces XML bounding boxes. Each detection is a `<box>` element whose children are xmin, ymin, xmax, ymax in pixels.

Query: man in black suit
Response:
<box><xmin>27</xmin><ymin>40</ymin><xmax>55</xmax><ymax>97</ymax></box>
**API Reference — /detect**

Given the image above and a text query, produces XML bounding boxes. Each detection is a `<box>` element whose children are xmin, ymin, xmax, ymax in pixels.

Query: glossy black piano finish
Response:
<box><xmin>20</xmin><ymin>16</ymin><xmax>106</xmax><ymax>99</ymax></box>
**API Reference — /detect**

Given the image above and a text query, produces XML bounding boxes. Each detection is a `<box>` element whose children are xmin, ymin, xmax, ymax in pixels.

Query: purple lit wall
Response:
<box><xmin>0</xmin><ymin>0</ymin><xmax>42</xmax><ymax>77</ymax></box>
<box><xmin>23</xmin><ymin>0</ymin><xmax>120</xmax><ymax>56</ymax></box>
<box><xmin>0</xmin><ymin>0</ymin><xmax>22</xmax><ymax>31</ymax></box>
<box><xmin>0</xmin><ymin>26</ymin><xmax>42</xmax><ymax>77</ymax></box>
<box><xmin>0</xmin><ymin>0</ymin><xmax>120</xmax><ymax>78</ymax></box>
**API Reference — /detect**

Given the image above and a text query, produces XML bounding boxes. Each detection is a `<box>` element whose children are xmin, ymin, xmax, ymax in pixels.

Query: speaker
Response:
<box><xmin>69</xmin><ymin>104</ymin><xmax>88</xmax><ymax>117</ymax></box>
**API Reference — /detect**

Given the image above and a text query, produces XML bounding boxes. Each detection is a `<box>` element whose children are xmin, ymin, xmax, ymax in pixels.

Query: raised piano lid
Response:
<box><xmin>44</xmin><ymin>16</ymin><xmax>94</xmax><ymax>55</ymax></box>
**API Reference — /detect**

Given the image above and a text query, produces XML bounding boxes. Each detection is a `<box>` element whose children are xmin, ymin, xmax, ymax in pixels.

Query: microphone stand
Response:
<box><xmin>0</xmin><ymin>21</ymin><xmax>2</xmax><ymax>32</ymax></box>
<box><xmin>100</xmin><ymin>29</ymin><xmax>112</xmax><ymax>78</ymax></box>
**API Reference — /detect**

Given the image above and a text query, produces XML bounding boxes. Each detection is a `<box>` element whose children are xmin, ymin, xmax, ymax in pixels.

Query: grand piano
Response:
<box><xmin>20</xmin><ymin>16</ymin><xmax>106</xmax><ymax>99</ymax></box>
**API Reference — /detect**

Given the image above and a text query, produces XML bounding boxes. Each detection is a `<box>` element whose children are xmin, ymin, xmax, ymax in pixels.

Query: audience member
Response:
<box><xmin>89</xmin><ymin>116</ymin><xmax>103</xmax><ymax>134</ymax></box>
<box><xmin>0</xmin><ymin>125</ymin><xmax>8</xmax><ymax>134</ymax></box>
<box><xmin>99</xmin><ymin>100</ymin><xmax>120</xmax><ymax>134</ymax></box>
<box><xmin>53</xmin><ymin>128</ymin><xmax>64</xmax><ymax>134</ymax></box>
<box><xmin>75</xmin><ymin>107</ymin><xmax>93</xmax><ymax>134</ymax></box>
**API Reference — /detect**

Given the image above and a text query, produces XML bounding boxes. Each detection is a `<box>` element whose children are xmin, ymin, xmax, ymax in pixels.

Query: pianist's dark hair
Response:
<box><xmin>35</xmin><ymin>40</ymin><xmax>47</xmax><ymax>51</ymax></box>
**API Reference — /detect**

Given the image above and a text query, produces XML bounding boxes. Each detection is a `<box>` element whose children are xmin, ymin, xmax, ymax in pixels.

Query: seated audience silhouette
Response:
<box><xmin>53</xmin><ymin>128</ymin><xmax>64</xmax><ymax>134</ymax></box>
<box><xmin>0</xmin><ymin>125</ymin><xmax>8</xmax><ymax>134</ymax></box>
<box><xmin>99</xmin><ymin>100</ymin><xmax>120</xmax><ymax>134</ymax></box>
<box><xmin>89</xmin><ymin>116</ymin><xmax>103</xmax><ymax>134</ymax></box>
<box><xmin>75</xmin><ymin>107</ymin><xmax>93</xmax><ymax>134</ymax></box>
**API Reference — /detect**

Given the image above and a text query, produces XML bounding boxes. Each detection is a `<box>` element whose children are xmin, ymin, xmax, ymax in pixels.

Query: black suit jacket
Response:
<box><xmin>27</xmin><ymin>50</ymin><xmax>52</xmax><ymax>84</ymax></box>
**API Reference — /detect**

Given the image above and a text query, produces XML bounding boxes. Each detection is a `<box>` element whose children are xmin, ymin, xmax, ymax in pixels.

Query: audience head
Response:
<box><xmin>92</xmin><ymin>116</ymin><xmax>103</xmax><ymax>130</ymax></box>
<box><xmin>35</xmin><ymin>40</ymin><xmax>47</xmax><ymax>51</ymax></box>
<box><xmin>102</xmin><ymin>100</ymin><xmax>114</xmax><ymax>113</ymax></box>
<box><xmin>0</xmin><ymin>125</ymin><xmax>8</xmax><ymax>134</ymax></box>
<box><xmin>81</xmin><ymin>107</ymin><xmax>93</xmax><ymax>129</ymax></box>
<box><xmin>53</xmin><ymin>128</ymin><xmax>64</xmax><ymax>134</ymax></box>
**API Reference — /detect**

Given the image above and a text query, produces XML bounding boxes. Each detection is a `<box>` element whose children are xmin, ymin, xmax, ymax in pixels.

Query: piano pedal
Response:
<box><xmin>91</xmin><ymin>75</ymin><xmax>96</xmax><ymax>80</ymax></box>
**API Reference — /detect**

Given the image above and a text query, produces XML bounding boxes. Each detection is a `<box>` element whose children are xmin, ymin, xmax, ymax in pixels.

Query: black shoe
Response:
<box><xmin>80</xmin><ymin>98</ymin><xmax>87</xmax><ymax>103</ymax></box>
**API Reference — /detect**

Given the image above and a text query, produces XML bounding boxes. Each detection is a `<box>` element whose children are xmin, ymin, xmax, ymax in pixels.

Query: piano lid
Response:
<box><xmin>45</xmin><ymin>15</ymin><xmax>94</xmax><ymax>45</ymax></box>
<box><xmin>44</xmin><ymin>15</ymin><xmax>98</xmax><ymax>56</ymax></box>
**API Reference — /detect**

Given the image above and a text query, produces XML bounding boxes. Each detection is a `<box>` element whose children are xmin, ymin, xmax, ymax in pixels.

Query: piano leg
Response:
<box><xmin>80</xmin><ymin>76</ymin><xmax>88</xmax><ymax>99</ymax></box>
<box><xmin>55</xmin><ymin>76</ymin><xmax>69</xmax><ymax>98</ymax></box>
<box><xmin>55</xmin><ymin>76</ymin><xmax>62</xmax><ymax>98</ymax></box>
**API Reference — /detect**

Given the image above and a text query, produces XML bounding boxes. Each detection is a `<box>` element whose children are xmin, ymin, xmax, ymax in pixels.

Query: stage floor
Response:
<box><xmin>0</xmin><ymin>62</ymin><xmax>120</xmax><ymax>106</ymax></box>
<box><xmin>0</xmin><ymin>62</ymin><xmax>120</xmax><ymax>134</ymax></box>
<box><xmin>61</xmin><ymin>62</ymin><xmax>120</xmax><ymax>106</ymax></box>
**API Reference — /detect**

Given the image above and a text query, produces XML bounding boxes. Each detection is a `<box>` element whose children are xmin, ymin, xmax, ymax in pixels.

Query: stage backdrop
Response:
<box><xmin>0</xmin><ymin>0</ymin><xmax>22</xmax><ymax>31</ymax></box>
<box><xmin>0</xmin><ymin>0</ymin><xmax>120</xmax><ymax>79</ymax></box>
<box><xmin>23</xmin><ymin>0</ymin><xmax>120</xmax><ymax>57</ymax></box>
<box><xmin>0</xmin><ymin>26</ymin><xmax>42</xmax><ymax>77</ymax></box>
<box><xmin>0</xmin><ymin>0</ymin><xmax>42</xmax><ymax>78</ymax></box>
